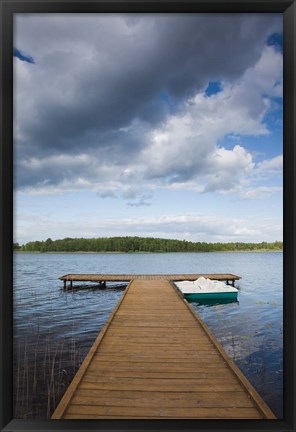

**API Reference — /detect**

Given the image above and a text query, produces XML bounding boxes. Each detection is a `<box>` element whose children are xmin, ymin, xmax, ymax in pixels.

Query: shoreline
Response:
<box><xmin>14</xmin><ymin>249</ymin><xmax>283</xmax><ymax>254</ymax></box>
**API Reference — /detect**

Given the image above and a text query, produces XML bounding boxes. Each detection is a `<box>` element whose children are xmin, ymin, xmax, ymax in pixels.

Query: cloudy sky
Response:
<box><xmin>13</xmin><ymin>13</ymin><xmax>283</xmax><ymax>245</ymax></box>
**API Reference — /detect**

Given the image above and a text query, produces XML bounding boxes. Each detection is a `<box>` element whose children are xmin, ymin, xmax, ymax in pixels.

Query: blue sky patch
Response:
<box><xmin>13</xmin><ymin>48</ymin><xmax>35</xmax><ymax>64</ymax></box>
<box><xmin>159</xmin><ymin>91</ymin><xmax>176</xmax><ymax>111</ymax></box>
<box><xmin>267</xmin><ymin>32</ymin><xmax>283</xmax><ymax>53</ymax></box>
<box><xmin>205</xmin><ymin>81</ymin><xmax>222</xmax><ymax>97</ymax></box>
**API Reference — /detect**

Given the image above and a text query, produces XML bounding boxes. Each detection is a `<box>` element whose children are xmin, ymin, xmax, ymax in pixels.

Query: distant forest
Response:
<box><xmin>14</xmin><ymin>236</ymin><xmax>283</xmax><ymax>253</ymax></box>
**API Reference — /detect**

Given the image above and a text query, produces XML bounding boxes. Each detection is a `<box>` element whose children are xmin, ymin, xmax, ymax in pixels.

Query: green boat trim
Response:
<box><xmin>185</xmin><ymin>296</ymin><xmax>239</xmax><ymax>306</ymax></box>
<box><xmin>183</xmin><ymin>291</ymin><xmax>238</xmax><ymax>301</ymax></box>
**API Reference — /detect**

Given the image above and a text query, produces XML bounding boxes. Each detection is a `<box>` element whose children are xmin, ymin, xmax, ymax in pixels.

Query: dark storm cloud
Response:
<box><xmin>14</xmin><ymin>13</ymin><xmax>282</xmax><ymax>189</ymax></box>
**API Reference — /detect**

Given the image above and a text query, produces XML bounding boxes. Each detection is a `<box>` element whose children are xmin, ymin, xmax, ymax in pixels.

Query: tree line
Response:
<box><xmin>14</xmin><ymin>237</ymin><xmax>283</xmax><ymax>253</ymax></box>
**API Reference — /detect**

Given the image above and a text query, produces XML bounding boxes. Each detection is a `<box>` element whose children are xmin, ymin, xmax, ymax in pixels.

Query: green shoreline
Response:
<box><xmin>14</xmin><ymin>249</ymin><xmax>282</xmax><ymax>254</ymax></box>
<box><xmin>14</xmin><ymin>237</ymin><xmax>283</xmax><ymax>254</ymax></box>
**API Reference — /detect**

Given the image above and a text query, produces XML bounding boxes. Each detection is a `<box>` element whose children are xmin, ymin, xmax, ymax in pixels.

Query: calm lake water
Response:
<box><xmin>13</xmin><ymin>251</ymin><xmax>283</xmax><ymax>419</ymax></box>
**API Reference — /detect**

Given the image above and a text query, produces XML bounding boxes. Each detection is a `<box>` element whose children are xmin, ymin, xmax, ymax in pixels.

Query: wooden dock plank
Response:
<box><xmin>52</xmin><ymin>276</ymin><xmax>275</xmax><ymax>420</ymax></box>
<box><xmin>60</xmin><ymin>273</ymin><xmax>241</xmax><ymax>283</ymax></box>
<box><xmin>84</xmin><ymin>370</ymin><xmax>236</xmax><ymax>380</ymax></box>
<box><xmin>71</xmin><ymin>389</ymin><xmax>255</xmax><ymax>408</ymax></box>
<box><xmin>78</xmin><ymin>380</ymin><xmax>245</xmax><ymax>393</ymax></box>
<box><xmin>64</xmin><ymin>404</ymin><xmax>263</xmax><ymax>419</ymax></box>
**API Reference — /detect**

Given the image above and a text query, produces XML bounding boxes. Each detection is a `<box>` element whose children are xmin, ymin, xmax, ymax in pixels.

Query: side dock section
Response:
<box><xmin>60</xmin><ymin>273</ymin><xmax>241</xmax><ymax>289</ymax></box>
<box><xmin>52</xmin><ymin>275</ymin><xmax>275</xmax><ymax>419</ymax></box>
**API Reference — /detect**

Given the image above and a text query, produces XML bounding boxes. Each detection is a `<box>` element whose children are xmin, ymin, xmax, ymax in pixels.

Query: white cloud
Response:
<box><xmin>13</xmin><ymin>15</ymin><xmax>283</xmax><ymax>245</ymax></box>
<box><xmin>14</xmin><ymin>14</ymin><xmax>282</xmax><ymax>201</ymax></box>
<box><xmin>14</xmin><ymin>211</ymin><xmax>282</xmax><ymax>244</ymax></box>
<box><xmin>138</xmin><ymin>44</ymin><xmax>282</xmax><ymax>195</ymax></box>
<box><xmin>203</xmin><ymin>145</ymin><xmax>254</xmax><ymax>192</ymax></box>
<box><xmin>256</xmin><ymin>154</ymin><xmax>283</xmax><ymax>173</ymax></box>
<box><xmin>238</xmin><ymin>186</ymin><xmax>283</xmax><ymax>199</ymax></box>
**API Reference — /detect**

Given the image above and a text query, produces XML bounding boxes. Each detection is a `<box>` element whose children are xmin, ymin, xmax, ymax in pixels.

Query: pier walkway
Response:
<box><xmin>60</xmin><ymin>273</ymin><xmax>241</xmax><ymax>289</ymax></box>
<box><xmin>52</xmin><ymin>275</ymin><xmax>275</xmax><ymax>420</ymax></box>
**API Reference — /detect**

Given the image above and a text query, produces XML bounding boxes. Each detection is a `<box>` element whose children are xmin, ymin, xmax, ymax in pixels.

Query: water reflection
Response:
<box><xmin>13</xmin><ymin>252</ymin><xmax>283</xmax><ymax>419</ymax></box>
<box><xmin>62</xmin><ymin>282</ymin><xmax>127</xmax><ymax>292</ymax></box>
<box><xmin>187</xmin><ymin>298</ymin><xmax>239</xmax><ymax>306</ymax></box>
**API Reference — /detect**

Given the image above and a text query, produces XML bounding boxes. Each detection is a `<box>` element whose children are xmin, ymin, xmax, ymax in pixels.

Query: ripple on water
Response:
<box><xmin>13</xmin><ymin>252</ymin><xmax>283</xmax><ymax>419</ymax></box>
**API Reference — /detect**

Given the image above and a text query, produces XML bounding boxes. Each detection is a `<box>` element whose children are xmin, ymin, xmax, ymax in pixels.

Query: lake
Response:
<box><xmin>13</xmin><ymin>251</ymin><xmax>283</xmax><ymax>419</ymax></box>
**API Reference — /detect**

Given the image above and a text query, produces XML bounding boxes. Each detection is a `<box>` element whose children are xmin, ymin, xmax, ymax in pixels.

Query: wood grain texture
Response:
<box><xmin>60</xmin><ymin>273</ymin><xmax>241</xmax><ymax>282</ymax></box>
<box><xmin>52</xmin><ymin>277</ymin><xmax>275</xmax><ymax>420</ymax></box>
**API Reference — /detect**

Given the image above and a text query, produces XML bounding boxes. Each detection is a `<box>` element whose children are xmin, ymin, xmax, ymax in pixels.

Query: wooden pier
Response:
<box><xmin>52</xmin><ymin>274</ymin><xmax>275</xmax><ymax>420</ymax></box>
<box><xmin>60</xmin><ymin>273</ymin><xmax>241</xmax><ymax>289</ymax></box>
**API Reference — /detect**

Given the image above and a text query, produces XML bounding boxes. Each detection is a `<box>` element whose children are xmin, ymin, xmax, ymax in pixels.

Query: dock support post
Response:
<box><xmin>70</xmin><ymin>280</ymin><xmax>73</xmax><ymax>289</ymax></box>
<box><xmin>63</xmin><ymin>280</ymin><xmax>66</xmax><ymax>289</ymax></box>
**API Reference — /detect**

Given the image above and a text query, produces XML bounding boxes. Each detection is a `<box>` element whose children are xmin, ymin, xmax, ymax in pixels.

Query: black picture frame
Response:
<box><xmin>1</xmin><ymin>1</ymin><xmax>295</xmax><ymax>431</ymax></box>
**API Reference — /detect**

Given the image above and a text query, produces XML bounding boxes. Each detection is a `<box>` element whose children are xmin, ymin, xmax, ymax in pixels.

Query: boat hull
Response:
<box><xmin>183</xmin><ymin>291</ymin><xmax>238</xmax><ymax>302</ymax></box>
